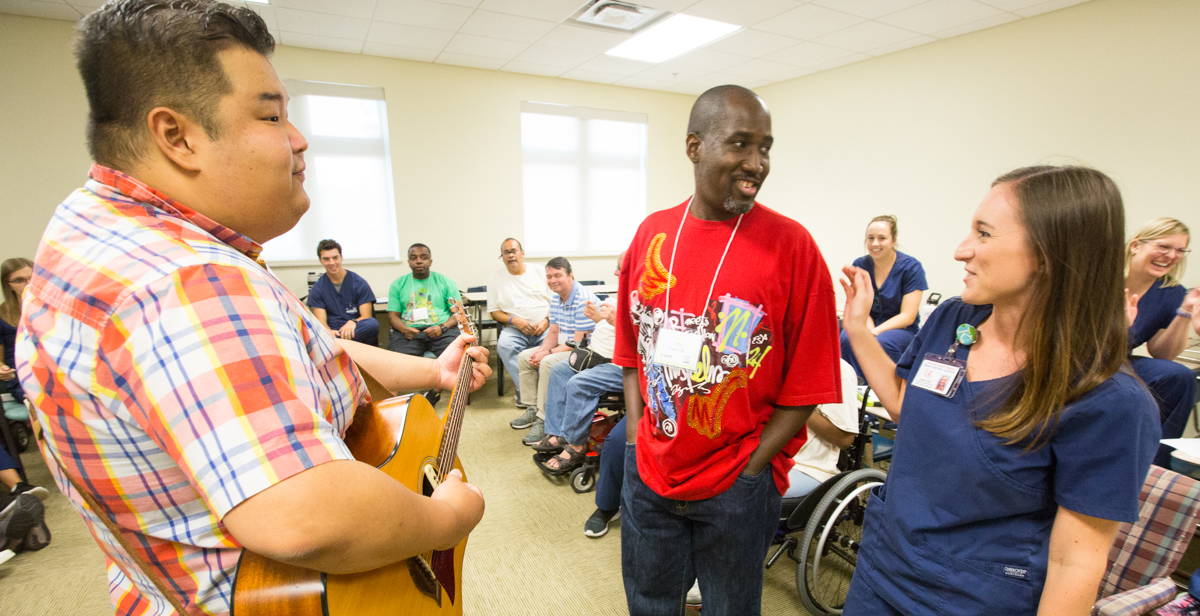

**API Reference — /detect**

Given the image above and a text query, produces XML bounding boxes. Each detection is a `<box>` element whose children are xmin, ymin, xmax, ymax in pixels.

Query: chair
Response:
<box><xmin>1093</xmin><ymin>466</ymin><xmax>1200</xmax><ymax>616</ymax></box>
<box><xmin>464</xmin><ymin>286</ymin><xmax>503</xmax><ymax>395</ymax></box>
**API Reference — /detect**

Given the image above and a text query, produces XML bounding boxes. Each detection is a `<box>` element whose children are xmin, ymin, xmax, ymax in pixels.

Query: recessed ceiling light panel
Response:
<box><xmin>605</xmin><ymin>14</ymin><xmax>741</xmax><ymax>64</ymax></box>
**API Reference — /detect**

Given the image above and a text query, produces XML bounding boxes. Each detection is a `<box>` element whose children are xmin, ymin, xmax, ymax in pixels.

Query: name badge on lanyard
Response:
<box><xmin>912</xmin><ymin>353</ymin><xmax>966</xmax><ymax>398</ymax></box>
<box><xmin>411</xmin><ymin>307</ymin><xmax>429</xmax><ymax>321</ymax></box>
<box><xmin>653</xmin><ymin>328</ymin><xmax>704</xmax><ymax>371</ymax></box>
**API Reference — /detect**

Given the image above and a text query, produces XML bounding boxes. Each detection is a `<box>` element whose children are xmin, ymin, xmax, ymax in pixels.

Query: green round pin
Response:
<box><xmin>955</xmin><ymin>324</ymin><xmax>979</xmax><ymax>346</ymax></box>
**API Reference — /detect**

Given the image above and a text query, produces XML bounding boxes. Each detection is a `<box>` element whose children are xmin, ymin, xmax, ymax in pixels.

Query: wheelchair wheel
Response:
<box><xmin>11</xmin><ymin>422</ymin><xmax>30</xmax><ymax>453</ymax></box>
<box><xmin>795</xmin><ymin>468</ymin><xmax>885</xmax><ymax>616</ymax></box>
<box><xmin>570</xmin><ymin>467</ymin><xmax>595</xmax><ymax>493</ymax></box>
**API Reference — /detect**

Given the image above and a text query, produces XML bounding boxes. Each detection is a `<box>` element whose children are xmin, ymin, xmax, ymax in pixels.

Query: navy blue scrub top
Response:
<box><xmin>307</xmin><ymin>270</ymin><xmax>375</xmax><ymax>330</ymax></box>
<box><xmin>853</xmin><ymin>298</ymin><xmax>1159</xmax><ymax>615</ymax></box>
<box><xmin>0</xmin><ymin>317</ymin><xmax>21</xmax><ymax>402</ymax></box>
<box><xmin>853</xmin><ymin>251</ymin><xmax>929</xmax><ymax>333</ymax></box>
<box><xmin>1129</xmin><ymin>279</ymin><xmax>1187</xmax><ymax>349</ymax></box>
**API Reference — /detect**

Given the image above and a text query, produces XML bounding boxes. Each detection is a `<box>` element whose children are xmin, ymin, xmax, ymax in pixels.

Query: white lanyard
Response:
<box><xmin>663</xmin><ymin>196</ymin><xmax>744</xmax><ymax>325</ymax></box>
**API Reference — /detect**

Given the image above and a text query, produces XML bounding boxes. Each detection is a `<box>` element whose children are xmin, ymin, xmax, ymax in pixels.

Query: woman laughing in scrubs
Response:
<box><xmin>840</xmin><ymin>166</ymin><xmax>1159</xmax><ymax>615</ymax></box>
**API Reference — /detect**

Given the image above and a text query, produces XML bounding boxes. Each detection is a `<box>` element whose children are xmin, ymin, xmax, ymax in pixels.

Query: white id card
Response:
<box><xmin>653</xmin><ymin>328</ymin><xmax>704</xmax><ymax>370</ymax></box>
<box><xmin>911</xmin><ymin>353</ymin><xmax>966</xmax><ymax>398</ymax></box>
<box><xmin>411</xmin><ymin>307</ymin><xmax>429</xmax><ymax>321</ymax></box>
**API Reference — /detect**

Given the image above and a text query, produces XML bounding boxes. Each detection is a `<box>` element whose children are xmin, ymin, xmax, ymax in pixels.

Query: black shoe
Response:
<box><xmin>10</xmin><ymin>483</ymin><xmax>49</xmax><ymax>501</ymax></box>
<box><xmin>583</xmin><ymin>508</ymin><xmax>620</xmax><ymax>538</ymax></box>
<box><xmin>0</xmin><ymin>495</ymin><xmax>43</xmax><ymax>552</ymax></box>
<box><xmin>422</xmin><ymin>390</ymin><xmax>441</xmax><ymax>407</ymax></box>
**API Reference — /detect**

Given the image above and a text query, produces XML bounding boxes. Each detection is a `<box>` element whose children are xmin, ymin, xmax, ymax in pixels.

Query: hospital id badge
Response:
<box><xmin>411</xmin><ymin>307</ymin><xmax>429</xmax><ymax>321</ymax></box>
<box><xmin>653</xmin><ymin>328</ymin><xmax>703</xmax><ymax>370</ymax></box>
<box><xmin>911</xmin><ymin>353</ymin><xmax>966</xmax><ymax>398</ymax></box>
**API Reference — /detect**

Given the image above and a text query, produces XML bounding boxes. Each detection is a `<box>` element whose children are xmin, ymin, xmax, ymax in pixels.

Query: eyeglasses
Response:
<box><xmin>1141</xmin><ymin>240</ymin><xmax>1191</xmax><ymax>258</ymax></box>
<box><xmin>7</xmin><ymin>277</ymin><xmax>29</xmax><ymax>285</ymax></box>
<box><xmin>499</xmin><ymin>249</ymin><xmax>521</xmax><ymax>258</ymax></box>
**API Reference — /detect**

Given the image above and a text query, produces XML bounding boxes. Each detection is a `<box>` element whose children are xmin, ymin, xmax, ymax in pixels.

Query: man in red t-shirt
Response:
<box><xmin>613</xmin><ymin>85</ymin><xmax>841</xmax><ymax>614</ymax></box>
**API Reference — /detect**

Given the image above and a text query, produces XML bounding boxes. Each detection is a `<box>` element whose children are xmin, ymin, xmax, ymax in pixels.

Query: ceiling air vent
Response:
<box><xmin>571</xmin><ymin>1</ymin><xmax>668</xmax><ymax>33</ymax></box>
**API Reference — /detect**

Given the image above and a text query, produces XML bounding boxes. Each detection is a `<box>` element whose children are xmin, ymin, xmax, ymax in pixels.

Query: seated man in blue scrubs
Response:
<box><xmin>307</xmin><ymin>239</ymin><xmax>379</xmax><ymax>345</ymax></box>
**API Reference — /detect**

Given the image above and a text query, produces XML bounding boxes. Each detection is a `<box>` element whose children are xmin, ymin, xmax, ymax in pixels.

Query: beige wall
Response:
<box><xmin>3</xmin><ymin>0</ymin><xmax>1199</xmax><ymax>308</ymax></box>
<box><xmin>756</xmin><ymin>0</ymin><xmax>1200</xmax><ymax>299</ymax></box>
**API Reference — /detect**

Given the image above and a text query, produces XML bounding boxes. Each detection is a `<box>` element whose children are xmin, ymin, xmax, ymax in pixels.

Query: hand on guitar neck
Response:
<box><xmin>333</xmin><ymin>333</ymin><xmax>491</xmax><ymax>396</ymax></box>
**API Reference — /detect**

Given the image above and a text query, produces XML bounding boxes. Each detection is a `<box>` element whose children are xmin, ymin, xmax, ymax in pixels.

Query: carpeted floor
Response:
<box><xmin>0</xmin><ymin>366</ymin><xmax>819</xmax><ymax>615</ymax></box>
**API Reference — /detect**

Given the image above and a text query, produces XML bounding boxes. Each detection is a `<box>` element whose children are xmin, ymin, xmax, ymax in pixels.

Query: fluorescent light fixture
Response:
<box><xmin>605</xmin><ymin>14</ymin><xmax>740</xmax><ymax>64</ymax></box>
<box><xmin>245</xmin><ymin>0</ymin><xmax>270</xmax><ymax>4</ymax></box>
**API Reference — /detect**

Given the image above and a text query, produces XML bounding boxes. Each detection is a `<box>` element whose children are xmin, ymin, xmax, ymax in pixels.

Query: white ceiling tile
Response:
<box><xmin>932</xmin><ymin>13</ymin><xmax>1017</xmax><ymax>38</ymax></box>
<box><xmin>575</xmin><ymin>55</ymin><xmax>655</xmax><ymax>76</ymax></box>
<box><xmin>272</xmin><ymin>0</ymin><xmax>376</xmax><ymax>19</ymax></box>
<box><xmin>435</xmin><ymin>0</ymin><xmax>483</xmax><ymax>7</ymax></box>
<box><xmin>278</xmin><ymin>31</ymin><xmax>364</xmax><ymax>53</ymax></box>
<box><xmin>723</xmin><ymin>57</ymin><xmax>802</xmax><ymax>80</ymax></box>
<box><xmin>362</xmin><ymin>42</ymin><xmax>441</xmax><ymax>62</ymax></box>
<box><xmin>681</xmin><ymin>0</ymin><xmax>800</xmax><ymax>28</ymax></box>
<box><xmin>536</xmin><ymin>24</ymin><xmax>631</xmax><ymax>53</ymax></box>
<box><xmin>631</xmin><ymin>63</ymin><xmax>708</xmax><ymax>82</ymax></box>
<box><xmin>763</xmin><ymin>41</ymin><xmax>853</xmax><ymax>67</ymax></box>
<box><xmin>1014</xmin><ymin>0</ymin><xmax>1092</xmax><ymax>17</ymax></box>
<box><xmin>811</xmin><ymin>51</ymin><xmax>870</xmax><ymax>70</ymax></box>
<box><xmin>244</xmin><ymin>3</ymin><xmax>279</xmax><ymax>33</ymax></box>
<box><xmin>662</xmin><ymin>47</ymin><xmax>750</xmax><ymax>72</ymax></box>
<box><xmin>704</xmin><ymin>28</ymin><xmax>800</xmax><ymax>57</ymax></box>
<box><xmin>499</xmin><ymin>60</ymin><xmax>567</xmax><ymax>77</ymax></box>
<box><xmin>559</xmin><ymin>68</ymin><xmax>625</xmax><ymax>84</ymax></box>
<box><xmin>367</xmin><ymin>21</ymin><xmax>455</xmax><ymax>50</ymax></box>
<box><xmin>373</xmin><ymin>0</ymin><xmax>473</xmax><ymax>31</ymax></box>
<box><xmin>865</xmin><ymin>34</ymin><xmax>935</xmax><ymax>55</ymax></box>
<box><xmin>640</xmin><ymin>0</ymin><xmax>701</xmax><ymax>13</ymax></box>
<box><xmin>443</xmin><ymin>32</ymin><xmax>529</xmax><ymax>59</ymax></box>
<box><xmin>978</xmin><ymin>0</ymin><xmax>1057</xmax><ymax>9</ymax></box>
<box><xmin>435</xmin><ymin>51</ymin><xmax>508</xmax><ymax>69</ymax></box>
<box><xmin>613</xmin><ymin>76</ymin><xmax>676</xmax><ymax>90</ymax></box>
<box><xmin>512</xmin><ymin>44</ymin><xmax>595</xmax><ymax>68</ymax></box>
<box><xmin>753</xmin><ymin>4</ymin><xmax>865</xmax><ymax>41</ymax></box>
<box><xmin>877</xmin><ymin>0</ymin><xmax>1005</xmax><ymax>35</ymax></box>
<box><xmin>809</xmin><ymin>0</ymin><xmax>928</xmax><ymax>19</ymax></box>
<box><xmin>0</xmin><ymin>0</ymin><xmax>81</xmax><ymax>21</ymax></box>
<box><xmin>814</xmin><ymin>20</ymin><xmax>920</xmax><ymax>52</ymax></box>
<box><xmin>276</xmin><ymin>8</ymin><xmax>370</xmax><ymax>40</ymax></box>
<box><xmin>459</xmin><ymin>10</ymin><xmax>558</xmax><ymax>43</ymax></box>
<box><xmin>477</xmin><ymin>0</ymin><xmax>591</xmax><ymax>23</ymax></box>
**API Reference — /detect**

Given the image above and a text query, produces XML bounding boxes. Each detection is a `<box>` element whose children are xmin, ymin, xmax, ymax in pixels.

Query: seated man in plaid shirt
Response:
<box><xmin>14</xmin><ymin>2</ymin><xmax>489</xmax><ymax>615</ymax></box>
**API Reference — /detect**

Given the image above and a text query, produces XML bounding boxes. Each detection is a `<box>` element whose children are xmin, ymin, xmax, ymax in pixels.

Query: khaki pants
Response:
<box><xmin>516</xmin><ymin>349</ymin><xmax>570</xmax><ymax>419</ymax></box>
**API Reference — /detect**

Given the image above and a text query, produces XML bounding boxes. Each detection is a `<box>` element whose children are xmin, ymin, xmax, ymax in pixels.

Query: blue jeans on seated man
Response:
<box><xmin>544</xmin><ymin>362</ymin><xmax>624</xmax><ymax>445</ymax></box>
<box><xmin>840</xmin><ymin>328</ymin><xmax>915</xmax><ymax>381</ymax></box>
<box><xmin>389</xmin><ymin>325</ymin><xmax>460</xmax><ymax>357</ymax></box>
<box><xmin>497</xmin><ymin>327</ymin><xmax>546</xmax><ymax>398</ymax></box>
<box><xmin>783</xmin><ymin>467</ymin><xmax>823</xmax><ymax>499</ymax></box>
<box><xmin>621</xmin><ymin>444</ymin><xmax>783</xmax><ymax>616</ymax></box>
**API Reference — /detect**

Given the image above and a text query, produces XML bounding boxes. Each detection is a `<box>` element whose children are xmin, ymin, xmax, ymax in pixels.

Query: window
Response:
<box><xmin>263</xmin><ymin>80</ymin><xmax>399</xmax><ymax>264</ymax></box>
<box><xmin>520</xmin><ymin>102</ymin><xmax>647</xmax><ymax>257</ymax></box>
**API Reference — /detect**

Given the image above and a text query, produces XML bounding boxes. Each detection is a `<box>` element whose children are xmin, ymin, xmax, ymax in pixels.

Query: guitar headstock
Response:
<box><xmin>450</xmin><ymin>298</ymin><xmax>478</xmax><ymax>341</ymax></box>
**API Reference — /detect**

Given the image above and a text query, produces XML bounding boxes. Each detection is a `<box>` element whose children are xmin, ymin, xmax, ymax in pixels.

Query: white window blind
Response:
<box><xmin>520</xmin><ymin>102</ymin><xmax>647</xmax><ymax>257</ymax></box>
<box><xmin>263</xmin><ymin>80</ymin><xmax>399</xmax><ymax>264</ymax></box>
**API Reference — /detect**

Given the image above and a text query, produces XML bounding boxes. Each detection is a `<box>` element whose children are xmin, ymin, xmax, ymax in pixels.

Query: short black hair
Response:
<box><xmin>74</xmin><ymin>0</ymin><xmax>274</xmax><ymax>169</ymax></box>
<box><xmin>546</xmin><ymin>256</ymin><xmax>572</xmax><ymax>275</ymax></box>
<box><xmin>500</xmin><ymin>238</ymin><xmax>523</xmax><ymax>252</ymax></box>
<box><xmin>408</xmin><ymin>243</ymin><xmax>430</xmax><ymax>255</ymax></box>
<box><xmin>317</xmin><ymin>239</ymin><xmax>341</xmax><ymax>256</ymax></box>
<box><xmin>687</xmin><ymin>85</ymin><xmax>762</xmax><ymax>140</ymax></box>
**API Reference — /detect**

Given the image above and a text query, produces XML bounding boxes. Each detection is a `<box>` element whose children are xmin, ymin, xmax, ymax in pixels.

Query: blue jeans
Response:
<box><xmin>497</xmin><ymin>327</ymin><xmax>545</xmax><ymax>397</ymax></box>
<box><xmin>840</xmin><ymin>328</ymin><xmax>915</xmax><ymax>381</ymax></box>
<box><xmin>621</xmin><ymin>444</ymin><xmax>783</xmax><ymax>616</ymax></box>
<box><xmin>544</xmin><ymin>362</ymin><xmax>624</xmax><ymax>445</ymax></box>
<box><xmin>596</xmin><ymin>417</ymin><xmax>626</xmax><ymax>512</ymax></box>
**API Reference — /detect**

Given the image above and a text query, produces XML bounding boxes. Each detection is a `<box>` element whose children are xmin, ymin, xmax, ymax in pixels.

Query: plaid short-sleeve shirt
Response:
<box><xmin>16</xmin><ymin>165</ymin><xmax>365</xmax><ymax>616</ymax></box>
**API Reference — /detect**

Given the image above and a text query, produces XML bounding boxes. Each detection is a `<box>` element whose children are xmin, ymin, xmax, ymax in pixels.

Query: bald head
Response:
<box><xmin>687</xmin><ymin>85</ymin><xmax>768</xmax><ymax>141</ymax></box>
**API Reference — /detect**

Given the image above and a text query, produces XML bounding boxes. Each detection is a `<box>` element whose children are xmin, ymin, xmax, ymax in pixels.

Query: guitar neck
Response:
<box><xmin>436</xmin><ymin>300</ymin><xmax>478</xmax><ymax>482</ymax></box>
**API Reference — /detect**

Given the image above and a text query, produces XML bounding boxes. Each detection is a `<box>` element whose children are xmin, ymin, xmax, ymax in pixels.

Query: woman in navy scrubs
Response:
<box><xmin>0</xmin><ymin>258</ymin><xmax>33</xmax><ymax>403</ymax></box>
<box><xmin>1123</xmin><ymin>218</ymin><xmax>1197</xmax><ymax>467</ymax></box>
<box><xmin>840</xmin><ymin>166</ymin><xmax>1159</xmax><ymax>615</ymax></box>
<box><xmin>840</xmin><ymin>215</ymin><xmax>928</xmax><ymax>379</ymax></box>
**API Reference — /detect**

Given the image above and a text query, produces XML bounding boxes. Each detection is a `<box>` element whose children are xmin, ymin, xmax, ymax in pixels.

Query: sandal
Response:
<box><xmin>536</xmin><ymin>446</ymin><xmax>587</xmax><ymax>476</ymax></box>
<box><xmin>530</xmin><ymin>435</ymin><xmax>566</xmax><ymax>453</ymax></box>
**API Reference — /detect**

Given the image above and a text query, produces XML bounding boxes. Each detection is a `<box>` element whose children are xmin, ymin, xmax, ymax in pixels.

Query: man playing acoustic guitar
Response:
<box><xmin>15</xmin><ymin>2</ymin><xmax>488</xmax><ymax>614</ymax></box>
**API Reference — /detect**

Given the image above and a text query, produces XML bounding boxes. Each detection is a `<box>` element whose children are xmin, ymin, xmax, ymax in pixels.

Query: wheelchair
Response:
<box><xmin>532</xmin><ymin>382</ymin><xmax>625</xmax><ymax>493</ymax></box>
<box><xmin>764</xmin><ymin>387</ymin><xmax>889</xmax><ymax>616</ymax></box>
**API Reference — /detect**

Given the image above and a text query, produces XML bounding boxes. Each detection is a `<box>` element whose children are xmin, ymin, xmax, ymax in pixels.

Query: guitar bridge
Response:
<box><xmin>407</xmin><ymin>554</ymin><xmax>442</xmax><ymax>607</ymax></box>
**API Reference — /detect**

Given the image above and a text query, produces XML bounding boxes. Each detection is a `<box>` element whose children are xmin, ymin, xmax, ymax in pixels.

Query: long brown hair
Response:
<box><xmin>977</xmin><ymin>166</ymin><xmax>1130</xmax><ymax>450</ymax></box>
<box><xmin>1</xmin><ymin>258</ymin><xmax>34</xmax><ymax>326</ymax></box>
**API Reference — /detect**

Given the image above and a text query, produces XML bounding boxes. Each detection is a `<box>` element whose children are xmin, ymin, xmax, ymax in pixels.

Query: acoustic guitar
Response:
<box><xmin>232</xmin><ymin>300</ymin><xmax>480</xmax><ymax>615</ymax></box>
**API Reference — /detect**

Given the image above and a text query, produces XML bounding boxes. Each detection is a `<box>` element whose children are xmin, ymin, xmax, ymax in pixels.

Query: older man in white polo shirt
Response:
<box><xmin>488</xmin><ymin>238</ymin><xmax>551</xmax><ymax>407</ymax></box>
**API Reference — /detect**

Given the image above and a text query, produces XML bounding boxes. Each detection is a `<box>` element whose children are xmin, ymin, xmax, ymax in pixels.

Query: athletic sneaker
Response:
<box><xmin>510</xmin><ymin>408</ymin><xmax>538</xmax><ymax>430</ymax></box>
<box><xmin>0</xmin><ymin>495</ymin><xmax>42</xmax><ymax>552</ymax></box>
<box><xmin>514</xmin><ymin>395</ymin><xmax>527</xmax><ymax>410</ymax></box>
<box><xmin>686</xmin><ymin>580</ymin><xmax>702</xmax><ymax>607</ymax></box>
<box><xmin>521</xmin><ymin>419</ymin><xmax>545</xmax><ymax>445</ymax></box>
<box><xmin>583</xmin><ymin>508</ymin><xmax>620</xmax><ymax>538</ymax></box>
<box><xmin>1159</xmin><ymin>593</ymin><xmax>1200</xmax><ymax>616</ymax></box>
<box><xmin>10</xmin><ymin>482</ymin><xmax>49</xmax><ymax>501</ymax></box>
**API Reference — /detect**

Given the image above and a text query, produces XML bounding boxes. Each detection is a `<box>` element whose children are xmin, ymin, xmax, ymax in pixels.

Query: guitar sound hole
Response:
<box><xmin>421</xmin><ymin>464</ymin><xmax>438</xmax><ymax>498</ymax></box>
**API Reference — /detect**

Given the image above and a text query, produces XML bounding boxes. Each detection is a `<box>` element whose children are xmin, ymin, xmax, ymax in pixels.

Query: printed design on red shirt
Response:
<box><xmin>630</xmin><ymin>288</ymin><xmax>774</xmax><ymax>440</ymax></box>
<box><xmin>639</xmin><ymin>233</ymin><xmax>676</xmax><ymax>300</ymax></box>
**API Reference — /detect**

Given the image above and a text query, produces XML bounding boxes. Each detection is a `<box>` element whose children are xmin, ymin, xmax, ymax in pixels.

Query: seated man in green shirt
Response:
<box><xmin>387</xmin><ymin>243</ymin><xmax>461</xmax><ymax>357</ymax></box>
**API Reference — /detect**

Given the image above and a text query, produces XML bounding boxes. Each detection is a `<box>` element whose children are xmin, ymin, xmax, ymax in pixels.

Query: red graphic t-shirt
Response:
<box><xmin>613</xmin><ymin>199</ymin><xmax>842</xmax><ymax>500</ymax></box>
